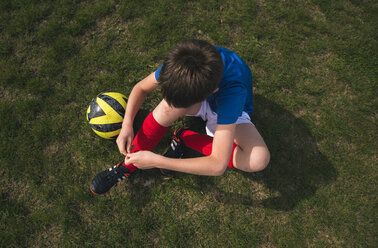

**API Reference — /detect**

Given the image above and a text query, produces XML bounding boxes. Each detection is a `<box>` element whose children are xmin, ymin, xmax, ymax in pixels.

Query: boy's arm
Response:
<box><xmin>117</xmin><ymin>72</ymin><xmax>159</xmax><ymax>155</ymax></box>
<box><xmin>126</xmin><ymin>123</ymin><xmax>236</xmax><ymax>176</ymax></box>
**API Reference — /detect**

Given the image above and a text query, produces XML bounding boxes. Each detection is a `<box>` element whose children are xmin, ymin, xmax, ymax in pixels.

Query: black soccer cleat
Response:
<box><xmin>90</xmin><ymin>162</ymin><xmax>132</xmax><ymax>195</ymax></box>
<box><xmin>160</xmin><ymin>127</ymin><xmax>188</xmax><ymax>176</ymax></box>
<box><xmin>170</xmin><ymin>127</ymin><xmax>188</xmax><ymax>156</ymax></box>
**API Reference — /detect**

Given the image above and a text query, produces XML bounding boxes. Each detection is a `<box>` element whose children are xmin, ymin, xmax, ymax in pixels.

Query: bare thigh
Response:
<box><xmin>233</xmin><ymin>123</ymin><xmax>270</xmax><ymax>172</ymax></box>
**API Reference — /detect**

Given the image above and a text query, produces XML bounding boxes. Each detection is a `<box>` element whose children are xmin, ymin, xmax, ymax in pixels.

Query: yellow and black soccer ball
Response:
<box><xmin>86</xmin><ymin>92</ymin><xmax>127</xmax><ymax>139</ymax></box>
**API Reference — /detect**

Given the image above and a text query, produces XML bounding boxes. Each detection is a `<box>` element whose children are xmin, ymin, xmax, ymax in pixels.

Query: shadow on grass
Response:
<box><xmin>124</xmin><ymin>95</ymin><xmax>337</xmax><ymax>211</ymax></box>
<box><xmin>191</xmin><ymin>94</ymin><xmax>337</xmax><ymax>211</ymax></box>
<box><xmin>252</xmin><ymin>95</ymin><xmax>336</xmax><ymax>210</ymax></box>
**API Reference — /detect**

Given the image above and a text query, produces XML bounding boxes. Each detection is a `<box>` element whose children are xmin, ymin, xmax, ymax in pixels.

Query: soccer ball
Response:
<box><xmin>86</xmin><ymin>92</ymin><xmax>127</xmax><ymax>139</ymax></box>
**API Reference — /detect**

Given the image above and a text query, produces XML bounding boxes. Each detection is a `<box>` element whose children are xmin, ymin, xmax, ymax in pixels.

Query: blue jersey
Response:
<box><xmin>155</xmin><ymin>47</ymin><xmax>253</xmax><ymax>125</ymax></box>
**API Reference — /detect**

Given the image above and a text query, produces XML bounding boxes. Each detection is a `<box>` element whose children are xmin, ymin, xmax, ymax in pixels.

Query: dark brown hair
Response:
<box><xmin>158</xmin><ymin>39</ymin><xmax>224</xmax><ymax>108</ymax></box>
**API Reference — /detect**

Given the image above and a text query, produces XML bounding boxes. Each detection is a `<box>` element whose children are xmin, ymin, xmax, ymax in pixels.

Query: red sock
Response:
<box><xmin>122</xmin><ymin>112</ymin><xmax>170</xmax><ymax>173</ymax></box>
<box><xmin>180</xmin><ymin>129</ymin><xmax>237</xmax><ymax>168</ymax></box>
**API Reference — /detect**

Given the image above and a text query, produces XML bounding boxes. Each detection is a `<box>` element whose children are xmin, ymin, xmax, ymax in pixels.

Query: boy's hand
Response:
<box><xmin>124</xmin><ymin>151</ymin><xmax>157</xmax><ymax>170</ymax></box>
<box><xmin>116</xmin><ymin>125</ymin><xmax>134</xmax><ymax>156</ymax></box>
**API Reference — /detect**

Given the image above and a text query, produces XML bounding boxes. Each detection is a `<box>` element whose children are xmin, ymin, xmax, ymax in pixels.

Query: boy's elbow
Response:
<box><xmin>211</xmin><ymin>161</ymin><xmax>228</xmax><ymax>176</ymax></box>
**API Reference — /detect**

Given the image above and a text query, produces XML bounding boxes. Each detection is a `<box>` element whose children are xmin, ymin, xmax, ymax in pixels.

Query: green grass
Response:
<box><xmin>0</xmin><ymin>0</ymin><xmax>376</xmax><ymax>247</ymax></box>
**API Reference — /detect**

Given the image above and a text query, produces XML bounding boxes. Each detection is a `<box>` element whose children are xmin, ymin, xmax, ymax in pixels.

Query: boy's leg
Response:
<box><xmin>172</xmin><ymin>128</ymin><xmax>237</xmax><ymax>168</ymax></box>
<box><xmin>126</xmin><ymin>99</ymin><xmax>200</xmax><ymax>165</ymax></box>
<box><xmin>90</xmin><ymin>109</ymin><xmax>171</xmax><ymax>195</ymax></box>
<box><xmin>129</xmin><ymin>99</ymin><xmax>200</xmax><ymax>155</ymax></box>
<box><xmin>172</xmin><ymin>125</ymin><xmax>269</xmax><ymax>172</ymax></box>
<box><xmin>152</xmin><ymin>99</ymin><xmax>202</xmax><ymax>126</ymax></box>
<box><xmin>90</xmin><ymin>99</ymin><xmax>200</xmax><ymax>194</ymax></box>
<box><xmin>232</xmin><ymin>123</ymin><xmax>270</xmax><ymax>172</ymax></box>
<box><xmin>171</xmin><ymin>100</ymin><xmax>269</xmax><ymax>172</ymax></box>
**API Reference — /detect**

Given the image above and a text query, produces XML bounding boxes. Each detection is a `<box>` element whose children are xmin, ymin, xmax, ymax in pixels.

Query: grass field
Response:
<box><xmin>0</xmin><ymin>0</ymin><xmax>377</xmax><ymax>247</ymax></box>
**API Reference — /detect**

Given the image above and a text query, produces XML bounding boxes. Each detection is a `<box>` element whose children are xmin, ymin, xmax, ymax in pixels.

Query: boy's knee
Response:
<box><xmin>158</xmin><ymin>100</ymin><xmax>176</xmax><ymax>116</ymax></box>
<box><xmin>213</xmin><ymin>164</ymin><xmax>228</xmax><ymax>176</ymax></box>
<box><xmin>249</xmin><ymin>147</ymin><xmax>270</xmax><ymax>172</ymax></box>
<box><xmin>153</xmin><ymin>100</ymin><xmax>186</xmax><ymax>126</ymax></box>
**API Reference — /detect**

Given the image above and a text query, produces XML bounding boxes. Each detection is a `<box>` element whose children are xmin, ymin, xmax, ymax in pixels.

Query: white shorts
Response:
<box><xmin>187</xmin><ymin>101</ymin><xmax>254</xmax><ymax>137</ymax></box>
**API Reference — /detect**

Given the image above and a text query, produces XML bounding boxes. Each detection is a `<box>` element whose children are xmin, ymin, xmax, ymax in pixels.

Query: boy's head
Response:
<box><xmin>159</xmin><ymin>39</ymin><xmax>224</xmax><ymax>108</ymax></box>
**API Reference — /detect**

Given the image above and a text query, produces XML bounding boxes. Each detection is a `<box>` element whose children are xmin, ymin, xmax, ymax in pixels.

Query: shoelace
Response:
<box><xmin>106</xmin><ymin>165</ymin><xmax>129</xmax><ymax>183</ymax></box>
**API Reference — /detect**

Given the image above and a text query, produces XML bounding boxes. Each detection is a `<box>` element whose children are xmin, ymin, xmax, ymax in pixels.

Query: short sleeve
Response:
<box><xmin>155</xmin><ymin>65</ymin><xmax>163</xmax><ymax>81</ymax></box>
<box><xmin>212</xmin><ymin>84</ymin><xmax>248</xmax><ymax>125</ymax></box>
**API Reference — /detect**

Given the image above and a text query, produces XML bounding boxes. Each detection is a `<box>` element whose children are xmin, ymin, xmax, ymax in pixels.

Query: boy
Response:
<box><xmin>90</xmin><ymin>39</ymin><xmax>270</xmax><ymax>195</ymax></box>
